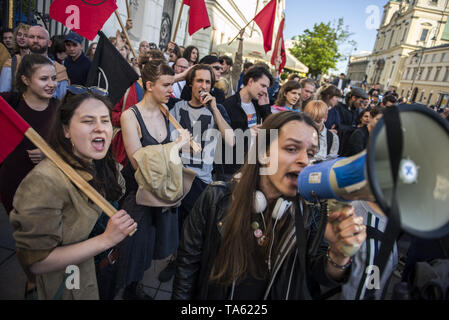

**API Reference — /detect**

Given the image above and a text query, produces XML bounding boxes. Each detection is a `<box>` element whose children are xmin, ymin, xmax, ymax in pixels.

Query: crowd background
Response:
<box><xmin>1</xmin><ymin>19</ymin><xmax>449</xmax><ymax>301</ymax></box>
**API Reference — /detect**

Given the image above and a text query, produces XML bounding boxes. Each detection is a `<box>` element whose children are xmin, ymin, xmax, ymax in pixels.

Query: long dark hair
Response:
<box><xmin>49</xmin><ymin>92</ymin><xmax>122</xmax><ymax>201</ymax></box>
<box><xmin>274</xmin><ymin>80</ymin><xmax>301</xmax><ymax>107</ymax></box>
<box><xmin>210</xmin><ymin>111</ymin><xmax>319</xmax><ymax>285</ymax></box>
<box><xmin>183</xmin><ymin>45</ymin><xmax>199</xmax><ymax>65</ymax></box>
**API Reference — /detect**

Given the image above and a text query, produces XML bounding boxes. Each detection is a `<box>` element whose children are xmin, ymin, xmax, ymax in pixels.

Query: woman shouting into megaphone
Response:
<box><xmin>172</xmin><ymin>111</ymin><xmax>366</xmax><ymax>300</ymax></box>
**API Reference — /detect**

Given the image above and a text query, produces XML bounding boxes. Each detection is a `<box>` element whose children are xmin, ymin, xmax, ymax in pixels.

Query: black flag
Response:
<box><xmin>86</xmin><ymin>31</ymin><xmax>139</xmax><ymax>105</ymax></box>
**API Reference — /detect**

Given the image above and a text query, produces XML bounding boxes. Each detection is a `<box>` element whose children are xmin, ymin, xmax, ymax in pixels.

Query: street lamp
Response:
<box><xmin>407</xmin><ymin>47</ymin><xmax>425</xmax><ymax>103</ymax></box>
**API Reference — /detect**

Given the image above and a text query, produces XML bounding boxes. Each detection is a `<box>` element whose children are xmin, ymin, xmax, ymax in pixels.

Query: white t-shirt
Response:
<box><xmin>172</xmin><ymin>80</ymin><xmax>186</xmax><ymax>99</ymax></box>
<box><xmin>241</xmin><ymin>101</ymin><xmax>257</xmax><ymax>128</ymax></box>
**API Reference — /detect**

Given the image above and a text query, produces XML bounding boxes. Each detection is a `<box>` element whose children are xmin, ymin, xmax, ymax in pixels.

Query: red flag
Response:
<box><xmin>271</xmin><ymin>17</ymin><xmax>286</xmax><ymax>72</ymax></box>
<box><xmin>183</xmin><ymin>0</ymin><xmax>211</xmax><ymax>36</ymax></box>
<box><xmin>0</xmin><ymin>97</ymin><xmax>30</xmax><ymax>163</ymax></box>
<box><xmin>50</xmin><ymin>0</ymin><xmax>118</xmax><ymax>41</ymax></box>
<box><xmin>253</xmin><ymin>0</ymin><xmax>277</xmax><ymax>53</ymax></box>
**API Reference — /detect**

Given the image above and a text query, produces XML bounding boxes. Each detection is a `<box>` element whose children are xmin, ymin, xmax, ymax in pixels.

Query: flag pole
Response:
<box><xmin>24</xmin><ymin>127</ymin><xmax>136</xmax><ymax>236</ymax></box>
<box><xmin>172</xmin><ymin>2</ymin><xmax>185</xmax><ymax>42</ymax></box>
<box><xmin>126</xmin><ymin>0</ymin><xmax>130</xmax><ymax>19</ymax></box>
<box><xmin>228</xmin><ymin>20</ymin><xmax>253</xmax><ymax>46</ymax></box>
<box><xmin>228</xmin><ymin>0</ymin><xmax>273</xmax><ymax>46</ymax></box>
<box><xmin>159</xmin><ymin>105</ymin><xmax>202</xmax><ymax>153</ymax></box>
<box><xmin>114</xmin><ymin>10</ymin><xmax>138</xmax><ymax>60</ymax></box>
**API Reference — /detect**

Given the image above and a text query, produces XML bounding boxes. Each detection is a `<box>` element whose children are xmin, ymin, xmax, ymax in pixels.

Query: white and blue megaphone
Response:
<box><xmin>297</xmin><ymin>103</ymin><xmax>449</xmax><ymax>239</ymax></box>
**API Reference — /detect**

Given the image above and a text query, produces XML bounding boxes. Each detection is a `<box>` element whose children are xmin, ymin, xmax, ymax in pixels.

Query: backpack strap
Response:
<box><xmin>10</xmin><ymin>54</ymin><xmax>18</xmax><ymax>92</ymax></box>
<box><xmin>326</xmin><ymin>129</ymin><xmax>333</xmax><ymax>155</ymax></box>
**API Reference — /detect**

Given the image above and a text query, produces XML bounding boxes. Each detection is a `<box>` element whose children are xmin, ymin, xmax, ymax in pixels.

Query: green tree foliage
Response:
<box><xmin>290</xmin><ymin>18</ymin><xmax>356</xmax><ymax>77</ymax></box>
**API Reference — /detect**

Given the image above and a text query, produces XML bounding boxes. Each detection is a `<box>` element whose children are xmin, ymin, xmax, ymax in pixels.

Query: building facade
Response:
<box><xmin>346</xmin><ymin>51</ymin><xmax>371</xmax><ymax>87</ymax></box>
<box><xmin>398</xmin><ymin>43</ymin><xmax>449</xmax><ymax>106</ymax></box>
<box><xmin>4</xmin><ymin>0</ymin><xmax>288</xmax><ymax>66</ymax></box>
<box><xmin>365</xmin><ymin>0</ymin><xmax>449</xmax><ymax>91</ymax></box>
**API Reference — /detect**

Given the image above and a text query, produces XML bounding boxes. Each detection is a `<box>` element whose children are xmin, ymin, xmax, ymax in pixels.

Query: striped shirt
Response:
<box><xmin>340</xmin><ymin>201</ymin><xmax>398</xmax><ymax>300</ymax></box>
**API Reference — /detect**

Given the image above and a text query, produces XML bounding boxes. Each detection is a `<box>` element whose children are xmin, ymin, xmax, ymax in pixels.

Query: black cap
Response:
<box><xmin>351</xmin><ymin>87</ymin><xmax>369</xmax><ymax>99</ymax></box>
<box><xmin>199</xmin><ymin>55</ymin><xmax>219</xmax><ymax>65</ymax></box>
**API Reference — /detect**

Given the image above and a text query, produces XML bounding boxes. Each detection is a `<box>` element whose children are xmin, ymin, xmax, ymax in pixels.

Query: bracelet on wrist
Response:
<box><xmin>326</xmin><ymin>248</ymin><xmax>352</xmax><ymax>271</ymax></box>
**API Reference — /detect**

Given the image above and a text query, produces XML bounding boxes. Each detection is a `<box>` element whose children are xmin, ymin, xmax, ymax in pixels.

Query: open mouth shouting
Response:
<box><xmin>92</xmin><ymin>137</ymin><xmax>106</xmax><ymax>152</ymax></box>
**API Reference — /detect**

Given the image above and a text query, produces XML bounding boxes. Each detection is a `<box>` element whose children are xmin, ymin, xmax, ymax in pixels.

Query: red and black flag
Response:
<box><xmin>49</xmin><ymin>0</ymin><xmax>117</xmax><ymax>41</ymax></box>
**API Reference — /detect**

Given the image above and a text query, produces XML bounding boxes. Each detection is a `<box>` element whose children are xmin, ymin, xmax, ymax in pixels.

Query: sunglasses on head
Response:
<box><xmin>67</xmin><ymin>85</ymin><xmax>109</xmax><ymax>97</ymax></box>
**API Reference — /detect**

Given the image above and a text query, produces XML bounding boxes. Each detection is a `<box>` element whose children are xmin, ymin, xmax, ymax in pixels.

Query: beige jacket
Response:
<box><xmin>9</xmin><ymin>158</ymin><xmax>120</xmax><ymax>300</ymax></box>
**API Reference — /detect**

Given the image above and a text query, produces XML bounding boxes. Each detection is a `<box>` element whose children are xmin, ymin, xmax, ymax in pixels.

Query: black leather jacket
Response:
<box><xmin>172</xmin><ymin>182</ymin><xmax>343</xmax><ymax>300</ymax></box>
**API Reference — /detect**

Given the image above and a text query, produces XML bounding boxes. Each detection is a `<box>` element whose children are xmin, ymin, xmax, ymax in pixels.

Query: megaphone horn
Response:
<box><xmin>298</xmin><ymin>103</ymin><xmax>449</xmax><ymax>239</ymax></box>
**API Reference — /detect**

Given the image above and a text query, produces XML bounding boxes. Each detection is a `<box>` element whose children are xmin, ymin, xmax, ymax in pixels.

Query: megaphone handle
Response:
<box><xmin>327</xmin><ymin>199</ymin><xmax>361</xmax><ymax>257</ymax></box>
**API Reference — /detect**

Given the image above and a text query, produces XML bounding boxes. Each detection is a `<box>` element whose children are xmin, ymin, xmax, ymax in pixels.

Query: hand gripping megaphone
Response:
<box><xmin>298</xmin><ymin>103</ymin><xmax>449</xmax><ymax>239</ymax></box>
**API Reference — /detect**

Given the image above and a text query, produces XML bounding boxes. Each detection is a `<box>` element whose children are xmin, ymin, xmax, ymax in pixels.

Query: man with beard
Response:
<box><xmin>0</xmin><ymin>26</ymin><xmax>68</xmax><ymax>99</ymax></box>
<box><xmin>325</xmin><ymin>87</ymin><xmax>369</xmax><ymax>155</ymax></box>
<box><xmin>180</xmin><ymin>55</ymin><xmax>226</xmax><ymax>104</ymax></box>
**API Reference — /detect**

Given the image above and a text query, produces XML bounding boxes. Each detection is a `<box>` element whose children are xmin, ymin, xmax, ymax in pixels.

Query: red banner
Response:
<box><xmin>49</xmin><ymin>0</ymin><xmax>118</xmax><ymax>41</ymax></box>
<box><xmin>183</xmin><ymin>0</ymin><xmax>211</xmax><ymax>36</ymax></box>
<box><xmin>0</xmin><ymin>97</ymin><xmax>30</xmax><ymax>163</ymax></box>
<box><xmin>253</xmin><ymin>0</ymin><xmax>277</xmax><ymax>53</ymax></box>
<box><xmin>271</xmin><ymin>17</ymin><xmax>286</xmax><ymax>72</ymax></box>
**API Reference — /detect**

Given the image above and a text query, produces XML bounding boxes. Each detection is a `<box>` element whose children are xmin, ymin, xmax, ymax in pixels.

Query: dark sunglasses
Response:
<box><xmin>212</xmin><ymin>66</ymin><xmax>223</xmax><ymax>71</ymax></box>
<box><xmin>67</xmin><ymin>85</ymin><xmax>109</xmax><ymax>97</ymax></box>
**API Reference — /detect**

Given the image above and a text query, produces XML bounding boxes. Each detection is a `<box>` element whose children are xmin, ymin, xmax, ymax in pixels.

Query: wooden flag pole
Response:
<box><xmin>159</xmin><ymin>105</ymin><xmax>202</xmax><ymax>153</ymax></box>
<box><xmin>24</xmin><ymin>128</ymin><xmax>136</xmax><ymax>236</ymax></box>
<box><xmin>114</xmin><ymin>10</ymin><xmax>198</xmax><ymax>153</ymax></box>
<box><xmin>114</xmin><ymin>10</ymin><xmax>138</xmax><ymax>60</ymax></box>
<box><xmin>126</xmin><ymin>0</ymin><xmax>130</xmax><ymax>19</ymax></box>
<box><xmin>228</xmin><ymin>20</ymin><xmax>253</xmax><ymax>46</ymax></box>
<box><xmin>172</xmin><ymin>2</ymin><xmax>185</xmax><ymax>42</ymax></box>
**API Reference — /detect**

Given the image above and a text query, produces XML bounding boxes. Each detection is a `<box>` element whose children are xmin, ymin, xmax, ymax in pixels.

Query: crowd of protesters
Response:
<box><xmin>0</xmin><ymin>22</ymin><xmax>448</xmax><ymax>301</ymax></box>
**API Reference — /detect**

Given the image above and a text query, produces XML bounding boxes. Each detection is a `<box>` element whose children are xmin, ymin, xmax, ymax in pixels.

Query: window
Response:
<box><xmin>435</xmin><ymin>67</ymin><xmax>442</xmax><ymax>81</ymax></box>
<box><xmin>403</xmin><ymin>68</ymin><xmax>410</xmax><ymax>79</ymax></box>
<box><xmin>402</xmin><ymin>27</ymin><xmax>408</xmax><ymax>42</ymax></box>
<box><xmin>419</xmin><ymin>91</ymin><xmax>425</xmax><ymax>102</ymax></box>
<box><xmin>420</xmin><ymin>29</ymin><xmax>429</xmax><ymax>42</ymax></box>
<box><xmin>389</xmin><ymin>31</ymin><xmax>395</xmax><ymax>48</ymax></box>
<box><xmin>432</xmin><ymin>54</ymin><xmax>437</xmax><ymax>63</ymax></box>
<box><xmin>444</xmin><ymin>67</ymin><xmax>449</xmax><ymax>81</ymax></box>
<box><xmin>419</xmin><ymin>67</ymin><xmax>425</xmax><ymax>80</ymax></box>
<box><xmin>412</xmin><ymin>67</ymin><xmax>419</xmax><ymax>79</ymax></box>
<box><xmin>428</xmin><ymin>93</ymin><xmax>433</xmax><ymax>104</ymax></box>
<box><xmin>430</xmin><ymin>0</ymin><xmax>439</xmax><ymax>5</ymax></box>
<box><xmin>426</xmin><ymin>67</ymin><xmax>434</xmax><ymax>80</ymax></box>
<box><xmin>441</xmin><ymin>53</ymin><xmax>446</xmax><ymax>62</ymax></box>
